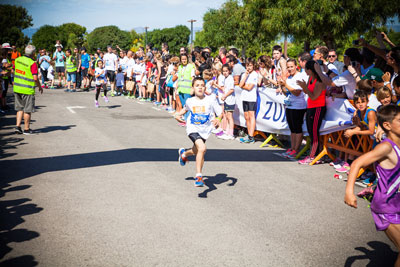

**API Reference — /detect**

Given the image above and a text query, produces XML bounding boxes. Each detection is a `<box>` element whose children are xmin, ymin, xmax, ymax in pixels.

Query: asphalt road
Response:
<box><xmin>0</xmin><ymin>87</ymin><xmax>398</xmax><ymax>266</ymax></box>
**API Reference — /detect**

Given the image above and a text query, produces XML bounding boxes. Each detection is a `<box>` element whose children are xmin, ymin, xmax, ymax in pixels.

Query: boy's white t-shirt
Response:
<box><xmin>103</xmin><ymin>53</ymin><xmax>118</xmax><ymax>71</ymax></box>
<box><xmin>240</xmin><ymin>71</ymin><xmax>258</xmax><ymax>102</ymax></box>
<box><xmin>95</xmin><ymin>67</ymin><xmax>107</xmax><ymax>85</ymax></box>
<box><xmin>126</xmin><ymin>58</ymin><xmax>136</xmax><ymax>78</ymax></box>
<box><xmin>223</xmin><ymin>75</ymin><xmax>235</xmax><ymax>105</ymax></box>
<box><xmin>119</xmin><ymin>56</ymin><xmax>129</xmax><ymax>73</ymax></box>
<box><xmin>135</xmin><ymin>63</ymin><xmax>145</xmax><ymax>81</ymax></box>
<box><xmin>285</xmin><ymin>72</ymin><xmax>307</xmax><ymax>110</ymax></box>
<box><xmin>185</xmin><ymin>95</ymin><xmax>223</xmax><ymax>140</ymax></box>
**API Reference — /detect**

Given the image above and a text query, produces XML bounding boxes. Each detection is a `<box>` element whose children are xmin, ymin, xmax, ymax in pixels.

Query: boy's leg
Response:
<box><xmin>194</xmin><ymin>139</ymin><xmax>206</xmax><ymax>175</ymax></box>
<box><xmin>385</xmin><ymin>224</ymin><xmax>400</xmax><ymax>267</ymax></box>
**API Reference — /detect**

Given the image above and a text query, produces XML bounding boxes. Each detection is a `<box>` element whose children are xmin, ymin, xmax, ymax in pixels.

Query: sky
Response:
<box><xmin>8</xmin><ymin>0</ymin><xmax>227</xmax><ymax>31</ymax></box>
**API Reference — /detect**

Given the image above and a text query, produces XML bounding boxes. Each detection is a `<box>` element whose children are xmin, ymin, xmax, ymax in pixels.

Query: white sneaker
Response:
<box><xmin>211</xmin><ymin>128</ymin><xmax>220</xmax><ymax>134</ymax></box>
<box><xmin>217</xmin><ymin>133</ymin><xmax>230</xmax><ymax>140</ymax></box>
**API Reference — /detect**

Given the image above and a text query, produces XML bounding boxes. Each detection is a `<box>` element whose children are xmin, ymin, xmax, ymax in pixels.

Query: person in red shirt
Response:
<box><xmin>219</xmin><ymin>47</ymin><xmax>227</xmax><ymax>64</ymax></box>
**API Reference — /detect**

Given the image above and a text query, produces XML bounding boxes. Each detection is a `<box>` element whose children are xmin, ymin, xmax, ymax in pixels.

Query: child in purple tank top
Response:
<box><xmin>345</xmin><ymin>105</ymin><xmax>400</xmax><ymax>267</ymax></box>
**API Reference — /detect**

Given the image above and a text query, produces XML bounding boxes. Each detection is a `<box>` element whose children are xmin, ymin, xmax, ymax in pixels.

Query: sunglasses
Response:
<box><xmin>328</xmin><ymin>55</ymin><xmax>336</xmax><ymax>58</ymax></box>
<box><xmin>386</xmin><ymin>54</ymin><xmax>394</xmax><ymax>61</ymax></box>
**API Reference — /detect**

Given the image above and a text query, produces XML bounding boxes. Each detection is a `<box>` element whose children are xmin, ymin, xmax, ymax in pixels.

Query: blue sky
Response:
<box><xmin>9</xmin><ymin>0</ymin><xmax>227</xmax><ymax>31</ymax></box>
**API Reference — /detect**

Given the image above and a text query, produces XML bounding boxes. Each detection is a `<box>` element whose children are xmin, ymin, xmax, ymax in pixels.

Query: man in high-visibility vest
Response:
<box><xmin>13</xmin><ymin>44</ymin><xmax>43</xmax><ymax>135</ymax></box>
<box><xmin>65</xmin><ymin>49</ymin><xmax>77</xmax><ymax>92</ymax></box>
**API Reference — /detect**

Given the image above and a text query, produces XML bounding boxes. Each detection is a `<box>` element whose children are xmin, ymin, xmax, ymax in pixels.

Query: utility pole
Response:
<box><xmin>144</xmin><ymin>26</ymin><xmax>149</xmax><ymax>48</ymax></box>
<box><xmin>188</xmin><ymin>19</ymin><xmax>196</xmax><ymax>50</ymax></box>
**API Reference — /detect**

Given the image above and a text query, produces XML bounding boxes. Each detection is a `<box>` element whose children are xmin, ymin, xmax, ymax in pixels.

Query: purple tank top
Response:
<box><xmin>371</xmin><ymin>138</ymin><xmax>400</xmax><ymax>214</ymax></box>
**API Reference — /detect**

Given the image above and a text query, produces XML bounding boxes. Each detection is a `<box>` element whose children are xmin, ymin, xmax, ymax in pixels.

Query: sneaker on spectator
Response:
<box><xmin>212</xmin><ymin>128</ymin><xmax>220</xmax><ymax>134</ymax></box>
<box><xmin>178</xmin><ymin>122</ymin><xmax>186</xmax><ymax>127</ymax></box>
<box><xmin>64</xmin><ymin>89</ymin><xmax>71</xmax><ymax>92</ymax></box>
<box><xmin>95</xmin><ymin>100</ymin><xmax>99</xmax><ymax>108</ymax></box>
<box><xmin>336</xmin><ymin>162</ymin><xmax>350</xmax><ymax>173</ymax></box>
<box><xmin>357</xmin><ymin>187</ymin><xmax>374</xmax><ymax>197</ymax></box>
<box><xmin>15</xmin><ymin>126</ymin><xmax>23</xmax><ymax>134</ymax></box>
<box><xmin>104</xmin><ymin>96</ymin><xmax>109</xmax><ymax>103</ymax></box>
<box><xmin>286</xmin><ymin>150</ymin><xmax>297</xmax><ymax>159</ymax></box>
<box><xmin>218</xmin><ymin>133</ymin><xmax>230</xmax><ymax>140</ymax></box>
<box><xmin>215</xmin><ymin>131</ymin><xmax>224</xmax><ymax>137</ymax></box>
<box><xmin>330</xmin><ymin>158</ymin><xmax>342</xmax><ymax>166</ymax></box>
<box><xmin>298</xmin><ymin>156</ymin><xmax>314</xmax><ymax>165</ymax></box>
<box><xmin>281</xmin><ymin>148</ymin><xmax>292</xmax><ymax>157</ymax></box>
<box><xmin>23</xmin><ymin>129</ymin><xmax>33</xmax><ymax>135</ymax></box>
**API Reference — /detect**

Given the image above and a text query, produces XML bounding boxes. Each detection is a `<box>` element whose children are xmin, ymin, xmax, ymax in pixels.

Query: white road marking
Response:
<box><xmin>67</xmin><ymin>106</ymin><xmax>86</xmax><ymax>114</ymax></box>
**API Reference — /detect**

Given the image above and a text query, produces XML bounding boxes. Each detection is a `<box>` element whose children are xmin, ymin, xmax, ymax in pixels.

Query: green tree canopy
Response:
<box><xmin>147</xmin><ymin>25</ymin><xmax>190</xmax><ymax>54</ymax></box>
<box><xmin>32</xmin><ymin>23</ymin><xmax>87</xmax><ymax>52</ymax></box>
<box><xmin>32</xmin><ymin>25</ymin><xmax>59</xmax><ymax>52</ymax></box>
<box><xmin>195</xmin><ymin>0</ymin><xmax>275</xmax><ymax>57</ymax></box>
<box><xmin>0</xmin><ymin>5</ymin><xmax>32</xmax><ymax>47</ymax></box>
<box><xmin>58</xmin><ymin>23</ymin><xmax>86</xmax><ymax>49</ymax></box>
<box><xmin>86</xmin><ymin>25</ymin><xmax>131</xmax><ymax>53</ymax></box>
<box><xmin>244</xmin><ymin>0</ymin><xmax>400</xmax><ymax>49</ymax></box>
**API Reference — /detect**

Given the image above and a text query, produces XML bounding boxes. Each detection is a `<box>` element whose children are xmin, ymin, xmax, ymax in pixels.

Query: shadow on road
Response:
<box><xmin>344</xmin><ymin>241</ymin><xmax>398</xmax><ymax>267</ymax></box>
<box><xmin>185</xmin><ymin>173</ymin><xmax>237</xmax><ymax>198</ymax></box>
<box><xmin>34</xmin><ymin>125</ymin><xmax>76</xmax><ymax>133</ymax></box>
<box><xmin>0</xmin><ymin>184</ymin><xmax>41</xmax><ymax>266</ymax></box>
<box><xmin>0</xmin><ymin>148</ymin><xmax>289</xmax><ymax>181</ymax></box>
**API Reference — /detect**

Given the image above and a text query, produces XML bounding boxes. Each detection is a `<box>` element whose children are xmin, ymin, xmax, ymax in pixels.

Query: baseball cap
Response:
<box><xmin>361</xmin><ymin>68</ymin><xmax>384</xmax><ymax>82</ymax></box>
<box><xmin>1</xmin><ymin>43</ymin><xmax>11</xmax><ymax>49</ymax></box>
<box><xmin>107</xmin><ymin>45</ymin><xmax>112</xmax><ymax>48</ymax></box>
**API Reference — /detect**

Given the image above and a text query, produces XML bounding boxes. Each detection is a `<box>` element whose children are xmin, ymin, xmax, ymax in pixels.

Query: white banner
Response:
<box><xmin>233</xmin><ymin>86</ymin><xmax>355</xmax><ymax>136</ymax></box>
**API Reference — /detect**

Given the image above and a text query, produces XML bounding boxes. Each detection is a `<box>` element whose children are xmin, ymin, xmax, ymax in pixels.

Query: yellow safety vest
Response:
<box><xmin>13</xmin><ymin>56</ymin><xmax>36</xmax><ymax>95</ymax></box>
<box><xmin>66</xmin><ymin>56</ymin><xmax>77</xmax><ymax>72</ymax></box>
<box><xmin>177</xmin><ymin>63</ymin><xmax>195</xmax><ymax>94</ymax></box>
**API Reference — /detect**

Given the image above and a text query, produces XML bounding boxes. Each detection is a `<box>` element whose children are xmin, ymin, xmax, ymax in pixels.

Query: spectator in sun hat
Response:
<box><xmin>361</xmin><ymin>67</ymin><xmax>384</xmax><ymax>92</ymax></box>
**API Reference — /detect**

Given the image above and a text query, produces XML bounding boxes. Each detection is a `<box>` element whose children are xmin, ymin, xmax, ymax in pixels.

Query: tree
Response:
<box><xmin>86</xmin><ymin>25</ymin><xmax>131</xmax><ymax>53</ymax></box>
<box><xmin>147</xmin><ymin>25</ymin><xmax>190</xmax><ymax>54</ymax></box>
<box><xmin>0</xmin><ymin>5</ymin><xmax>32</xmax><ymax>47</ymax></box>
<box><xmin>244</xmin><ymin>0</ymin><xmax>400</xmax><ymax>49</ymax></box>
<box><xmin>194</xmin><ymin>0</ymin><xmax>275</xmax><ymax>57</ymax></box>
<box><xmin>58</xmin><ymin>23</ymin><xmax>86</xmax><ymax>50</ymax></box>
<box><xmin>32</xmin><ymin>23</ymin><xmax>87</xmax><ymax>52</ymax></box>
<box><xmin>32</xmin><ymin>25</ymin><xmax>60</xmax><ymax>52</ymax></box>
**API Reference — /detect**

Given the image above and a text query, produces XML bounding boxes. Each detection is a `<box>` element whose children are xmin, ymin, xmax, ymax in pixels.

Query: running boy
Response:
<box><xmin>345</xmin><ymin>105</ymin><xmax>400</xmax><ymax>267</ymax></box>
<box><xmin>175</xmin><ymin>77</ymin><xmax>222</xmax><ymax>187</ymax></box>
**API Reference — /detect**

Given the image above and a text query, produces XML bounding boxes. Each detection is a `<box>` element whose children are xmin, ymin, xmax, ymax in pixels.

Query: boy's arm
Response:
<box><xmin>348</xmin><ymin>111</ymin><xmax>377</xmax><ymax>136</ymax></box>
<box><xmin>345</xmin><ymin>142</ymin><xmax>392</xmax><ymax>208</ymax></box>
<box><xmin>174</xmin><ymin>107</ymin><xmax>187</xmax><ymax>123</ymax></box>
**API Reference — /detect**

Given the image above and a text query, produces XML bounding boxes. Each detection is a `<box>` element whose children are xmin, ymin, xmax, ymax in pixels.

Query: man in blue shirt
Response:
<box><xmin>52</xmin><ymin>44</ymin><xmax>66</xmax><ymax>88</ymax></box>
<box><xmin>80</xmin><ymin>47</ymin><xmax>91</xmax><ymax>90</ymax></box>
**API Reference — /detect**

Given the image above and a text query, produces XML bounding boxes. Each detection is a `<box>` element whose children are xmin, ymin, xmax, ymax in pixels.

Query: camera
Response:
<box><xmin>352</xmin><ymin>40</ymin><xmax>359</xmax><ymax>45</ymax></box>
<box><xmin>351</xmin><ymin>61</ymin><xmax>357</xmax><ymax>67</ymax></box>
<box><xmin>317</xmin><ymin>60</ymin><xmax>323</xmax><ymax>65</ymax></box>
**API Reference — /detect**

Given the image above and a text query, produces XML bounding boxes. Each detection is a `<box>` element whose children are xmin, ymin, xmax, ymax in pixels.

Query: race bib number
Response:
<box><xmin>191</xmin><ymin>113</ymin><xmax>210</xmax><ymax>125</ymax></box>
